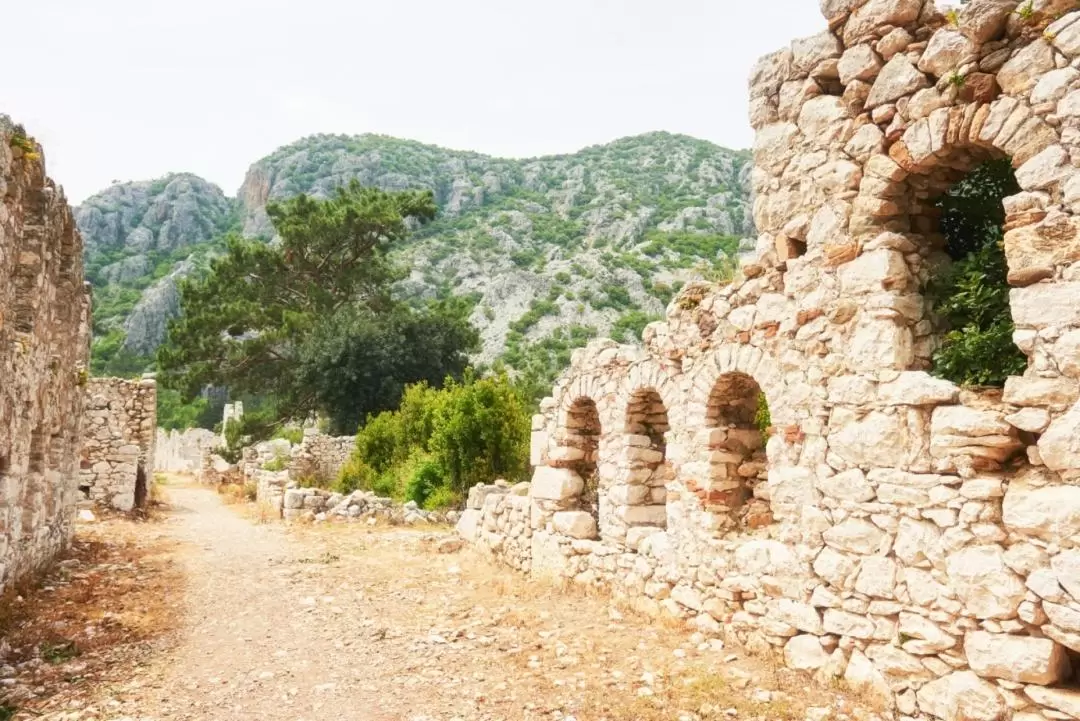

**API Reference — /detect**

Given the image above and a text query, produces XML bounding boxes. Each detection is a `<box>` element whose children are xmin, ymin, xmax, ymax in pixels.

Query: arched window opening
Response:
<box><xmin>563</xmin><ymin>398</ymin><xmax>601</xmax><ymax>523</ymax></box>
<box><xmin>926</xmin><ymin>158</ymin><xmax>1026</xmax><ymax>386</ymax></box>
<box><xmin>621</xmin><ymin>388</ymin><xmax>670</xmax><ymax>530</ymax></box>
<box><xmin>704</xmin><ymin>373</ymin><xmax>772</xmax><ymax>529</ymax></box>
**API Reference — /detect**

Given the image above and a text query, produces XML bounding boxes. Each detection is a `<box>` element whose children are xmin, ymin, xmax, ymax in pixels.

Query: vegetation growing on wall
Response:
<box><xmin>929</xmin><ymin>158</ymin><xmax>1026</xmax><ymax>387</ymax></box>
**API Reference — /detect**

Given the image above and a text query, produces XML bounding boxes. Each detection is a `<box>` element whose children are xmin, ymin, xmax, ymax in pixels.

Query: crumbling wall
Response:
<box><xmin>80</xmin><ymin>377</ymin><xmax>156</xmax><ymax>511</ymax></box>
<box><xmin>154</xmin><ymin>427</ymin><xmax>216</xmax><ymax>473</ymax></box>
<box><xmin>0</xmin><ymin>117</ymin><xmax>91</xmax><ymax>593</ymax></box>
<box><xmin>288</xmin><ymin>429</ymin><xmax>353</xmax><ymax>485</ymax></box>
<box><xmin>460</xmin><ymin>2</ymin><xmax>1080</xmax><ymax>717</ymax></box>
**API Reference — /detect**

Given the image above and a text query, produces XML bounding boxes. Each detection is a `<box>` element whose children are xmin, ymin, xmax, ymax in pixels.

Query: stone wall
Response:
<box><xmin>80</xmin><ymin>377</ymin><xmax>156</xmax><ymax>511</ymax></box>
<box><xmin>288</xmin><ymin>429</ymin><xmax>353</xmax><ymax>485</ymax></box>
<box><xmin>0</xmin><ymin>117</ymin><xmax>91</xmax><ymax>593</ymax></box>
<box><xmin>460</xmin><ymin>3</ymin><xmax>1080</xmax><ymax>718</ymax></box>
<box><xmin>154</xmin><ymin>427</ymin><xmax>216</xmax><ymax>473</ymax></box>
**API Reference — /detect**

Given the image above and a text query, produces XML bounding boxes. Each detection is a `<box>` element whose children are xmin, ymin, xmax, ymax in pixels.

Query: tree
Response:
<box><xmin>296</xmin><ymin>299</ymin><xmax>478</xmax><ymax>434</ymax></box>
<box><xmin>157</xmin><ymin>181</ymin><xmax>477</xmax><ymax>429</ymax></box>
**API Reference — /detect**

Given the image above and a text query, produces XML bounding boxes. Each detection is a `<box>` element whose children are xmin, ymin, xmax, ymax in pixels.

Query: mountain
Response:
<box><xmin>77</xmin><ymin>132</ymin><xmax>753</xmax><ymax>384</ymax></box>
<box><xmin>76</xmin><ymin>174</ymin><xmax>238</xmax><ymax>368</ymax></box>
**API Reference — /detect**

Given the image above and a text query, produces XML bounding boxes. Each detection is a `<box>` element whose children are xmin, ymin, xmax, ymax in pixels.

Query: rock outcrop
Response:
<box><xmin>0</xmin><ymin>117</ymin><xmax>91</xmax><ymax>593</ymax></box>
<box><xmin>460</xmin><ymin>3</ymin><xmax>1080</xmax><ymax>719</ymax></box>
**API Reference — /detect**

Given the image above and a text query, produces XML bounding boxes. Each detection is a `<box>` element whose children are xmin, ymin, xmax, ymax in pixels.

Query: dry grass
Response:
<box><xmin>0</xmin><ymin>514</ymin><xmax>184</xmax><ymax>717</ymax></box>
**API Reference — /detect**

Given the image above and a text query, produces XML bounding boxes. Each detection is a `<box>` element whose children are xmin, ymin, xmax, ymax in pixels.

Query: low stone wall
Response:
<box><xmin>457</xmin><ymin>481</ymin><xmax>532</xmax><ymax>572</ymax></box>
<box><xmin>283</xmin><ymin>488</ymin><xmax>456</xmax><ymax>525</ymax></box>
<box><xmin>288</xmin><ymin>429</ymin><xmax>352</xmax><ymax>485</ymax></box>
<box><xmin>79</xmin><ymin>377</ymin><xmax>156</xmax><ymax>511</ymax></box>
<box><xmin>154</xmin><ymin>427</ymin><xmax>216</xmax><ymax>473</ymax></box>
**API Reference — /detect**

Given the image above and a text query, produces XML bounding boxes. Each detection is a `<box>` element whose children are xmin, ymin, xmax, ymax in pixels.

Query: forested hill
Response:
<box><xmin>78</xmin><ymin>132</ymin><xmax>754</xmax><ymax>383</ymax></box>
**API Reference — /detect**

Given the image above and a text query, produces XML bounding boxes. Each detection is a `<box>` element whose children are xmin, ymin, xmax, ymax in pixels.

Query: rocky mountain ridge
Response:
<box><xmin>77</xmin><ymin>132</ymin><xmax>753</xmax><ymax>383</ymax></box>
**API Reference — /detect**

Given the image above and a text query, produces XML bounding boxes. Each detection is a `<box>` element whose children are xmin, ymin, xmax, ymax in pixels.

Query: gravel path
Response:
<box><xmin>38</xmin><ymin>484</ymin><xmax>859</xmax><ymax>721</ymax></box>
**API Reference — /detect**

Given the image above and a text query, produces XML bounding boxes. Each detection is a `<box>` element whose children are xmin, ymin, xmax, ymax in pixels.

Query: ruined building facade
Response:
<box><xmin>0</xmin><ymin>118</ymin><xmax>91</xmax><ymax>592</ymax></box>
<box><xmin>461</xmin><ymin>2</ymin><xmax>1080</xmax><ymax>718</ymax></box>
<box><xmin>80</xmin><ymin>376</ymin><xmax>157</xmax><ymax>511</ymax></box>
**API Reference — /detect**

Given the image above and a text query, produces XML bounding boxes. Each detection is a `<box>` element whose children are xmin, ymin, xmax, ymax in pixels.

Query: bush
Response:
<box><xmin>404</xmin><ymin>455</ymin><xmax>444</xmax><ymax>507</ymax></box>
<box><xmin>272</xmin><ymin>426</ymin><xmax>304</xmax><ymax>445</ymax></box>
<box><xmin>424</xmin><ymin>486</ymin><xmax>462</xmax><ymax>511</ymax></box>
<box><xmin>337</xmin><ymin>373</ymin><xmax>530</xmax><ymax>507</ymax></box>
<box><xmin>929</xmin><ymin>158</ymin><xmax>1026</xmax><ymax>387</ymax></box>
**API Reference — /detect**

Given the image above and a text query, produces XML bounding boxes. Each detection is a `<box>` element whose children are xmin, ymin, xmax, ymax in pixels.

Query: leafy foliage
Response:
<box><xmin>929</xmin><ymin>158</ymin><xmax>1027</xmax><ymax>386</ymax></box>
<box><xmin>337</xmin><ymin>374</ymin><xmax>530</xmax><ymax>509</ymax></box>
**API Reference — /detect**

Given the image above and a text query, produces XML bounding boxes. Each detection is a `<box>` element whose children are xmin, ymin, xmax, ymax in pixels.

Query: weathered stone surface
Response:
<box><xmin>531</xmin><ymin>467</ymin><xmax>585</xmax><ymax>501</ymax></box>
<box><xmin>916</xmin><ymin>671</ymin><xmax>1009</xmax><ymax>721</ymax></box>
<box><xmin>866</xmin><ymin>55</ymin><xmax>929</xmax><ymax>108</ymax></box>
<box><xmin>964</xmin><ymin>631</ymin><xmax>1072</xmax><ymax>684</ymax></box>
<box><xmin>784</xmin><ymin>634</ymin><xmax>829</xmax><ymax>670</ymax></box>
<box><xmin>81</xmin><ymin>378</ymin><xmax>157</xmax><ymax>512</ymax></box>
<box><xmin>823</xmin><ymin>518</ymin><xmax>889</xmax><ymax>555</ymax></box>
<box><xmin>553</xmin><ymin>511</ymin><xmax>597</xmax><ymax>539</ymax></box>
<box><xmin>1011</xmin><ymin>283</ymin><xmax>1080</xmax><ymax>328</ymax></box>
<box><xmin>959</xmin><ymin>0</ymin><xmax>1017</xmax><ymax>44</ymax></box>
<box><xmin>1039</xmin><ymin>404</ymin><xmax>1080</xmax><ymax>474</ymax></box>
<box><xmin>946</xmin><ymin>546</ymin><xmax>1026</xmax><ymax>619</ymax></box>
<box><xmin>1004</xmin><ymin>474</ymin><xmax>1080</xmax><ymax>541</ymax></box>
<box><xmin>843</xmin><ymin>0</ymin><xmax>922</xmax><ymax>46</ymax></box>
<box><xmin>918</xmin><ymin>29</ymin><xmax>977</xmax><ymax>78</ymax></box>
<box><xmin>997</xmin><ymin>40</ymin><xmax>1055</xmax><ymax>95</ymax></box>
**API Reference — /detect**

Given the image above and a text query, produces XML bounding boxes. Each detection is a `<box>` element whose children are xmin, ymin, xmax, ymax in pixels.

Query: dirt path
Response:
<box><xmin>23</xmin><ymin>483</ymin><xmax>863</xmax><ymax>721</ymax></box>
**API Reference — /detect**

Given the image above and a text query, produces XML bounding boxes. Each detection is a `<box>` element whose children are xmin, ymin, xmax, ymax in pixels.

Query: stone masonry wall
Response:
<box><xmin>460</xmin><ymin>3</ymin><xmax>1080</xmax><ymax>719</ymax></box>
<box><xmin>80</xmin><ymin>377</ymin><xmax>156</xmax><ymax>511</ymax></box>
<box><xmin>0</xmin><ymin>117</ymin><xmax>91</xmax><ymax>593</ymax></box>
<box><xmin>287</xmin><ymin>429</ymin><xmax>353</xmax><ymax>485</ymax></box>
<box><xmin>154</xmin><ymin>427</ymin><xmax>216</xmax><ymax>474</ymax></box>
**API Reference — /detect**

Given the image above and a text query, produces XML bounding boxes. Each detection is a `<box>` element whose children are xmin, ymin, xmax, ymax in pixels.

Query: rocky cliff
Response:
<box><xmin>79</xmin><ymin>132</ymin><xmax>752</xmax><ymax>383</ymax></box>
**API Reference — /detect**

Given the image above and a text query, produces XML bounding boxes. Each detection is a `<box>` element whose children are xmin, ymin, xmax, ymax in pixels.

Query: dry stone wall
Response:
<box><xmin>460</xmin><ymin>2</ymin><xmax>1080</xmax><ymax>718</ymax></box>
<box><xmin>155</xmin><ymin>427</ymin><xmax>216</xmax><ymax>474</ymax></box>
<box><xmin>80</xmin><ymin>377</ymin><xmax>156</xmax><ymax>511</ymax></box>
<box><xmin>0</xmin><ymin>117</ymin><xmax>91</xmax><ymax>593</ymax></box>
<box><xmin>287</xmin><ymin>429</ymin><xmax>353</xmax><ymax>485</ymax></box>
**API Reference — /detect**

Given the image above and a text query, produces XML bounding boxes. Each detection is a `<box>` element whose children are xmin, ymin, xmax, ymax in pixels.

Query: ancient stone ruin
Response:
<box><xmin>155</xmin><ymin>426</ymin><xmax>217</xmax><ymax>474</ymax></box>
<box><xmin>0</xmin><ymin>118</ymin><xmax>91</xmax><ymax>593</ymax></box>
<box><xmin>79</xmin><ymin>376</ymin><xmax>157</xmax><ymax>511</ymax></box>
<box><xmin>460</xmin><ymin>1</ymin><xmax>1080</xmax><ymax>717</ymax></box>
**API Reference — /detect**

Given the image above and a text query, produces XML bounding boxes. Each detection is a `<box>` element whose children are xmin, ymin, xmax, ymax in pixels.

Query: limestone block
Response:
<box><xmin>816</xmin><ymin>468</ymin><xmax>875</xmax><ymax>502</ymax></box>
<box><xmin>847</xmin><ymin>316</ymin><xmax>914</xmax><ymax>370</ymax></box>
<box><xmin>784</xmin><ymin>634</ymin><xmax>829</xmax><ymax>670</ymax></box>
<box><xmin>829</xmin><ymin>408</ymin><xmax>923</xmax><ymax>468</ymax></box>
<box><xmin>1024</xmin><ymin>686</ymin><xmax>1080</xmax><ymax>719</ymax></box>
<box><xmin>916</xmin><ymin>671</ymin><xmax>1009</xmax><ymax>721</ymax></box>
<box><xmin>853</xmin><ymin>556</ymin><xmax>896</xmax><ymax>599</ymax></box>
<box><xmin>844</xmin><ymin>649</ymin><xmax>894</xmax><ymax>708</ymax></box>
<box><xmin>843</xmin><ymin>0</ymin><xmax>923</xmax><ymax>46</ymax></box>
<box><xmin>918</xmin><ymin>28</ymin><xmax>977</xmax><ymax>78</ymax></box>
<box><xmin>553</xmin><ymin>511</ymin><xmax>597</xmax><ymax>540</ymax></box>
<box><xmin>838</xmin><ymin>44</ymin><xmax>883</xmax><ymax>85</ymax></box>
<box><xmin>1003</xmin><ymin>377</ymin><xmax>1078</xmax><ymax>409</ymax></box>
<box><xmin>965</xmin><ymin>631</ymin><xmax>1071</xmax><ymax>684</ymax></box>
<box><xmin>1006</xmin><ymin>408</ymin><xmax>1051</xmax><ymax>433</ymax></box>
<box><xmin>455</xmin><ymin>509</ymin><xmax>481</xmax><ymax>542</ymax></box>
<box><xmin>1004</xmin><ymin>474</ymin><xmax>1080</xmax><ymax>542</ymax></box>
<box><xmin>823</xmin><ymin>518</ymin><xmax>889</xmax><ymax>555</ymax></box>
<box><xmin>946</xmin><ymin>545</ymin><xmax>1026</xmax><ymax>619</ymax></box>
<box><xmin>838</xmin><ymin>249</ymin><xmax>910</xmax><ymax>295</ymax></box>
<box><xmin>814</xmin><ymin>547</ymin><xmax>859</xmax><ymax>588</ymax></box>
<box><xmin>865</xmin><ymin>643</ymin><xmax>933</xmax><ymax>688</ymax></box>
<box><xmin>823</xmin><ymin>609</ymin><xmax>874</xmax><ymax>639</ymax></box>
<box><xmin>877</xmin><ymin>372</ymin><xmax>959</xmax><ymax>406</ymax></box>
<box><xmin>866</xmin><ymin>55</ymin><xmax>929</xmax><ymax>108</ymax></box>
<box><xmin>998</xmin><ymin>40</ymin><xmax>1056</xmax><ymax>95</ymax></box>
<box><xmin>791</xmin><ymin>31</ymin><xmax>842</xmax><ymax>76</ymax></box>
<box><xmin>1038</xmin><ymin>403</ymin><xmax>1080</xmax><ymax>474</ymax></box>
<box><xmin>617</xmin><ymin>504</ymin><xmax>667</xmax><ymax>527</ymax></box>
<box><xmin>1015</xmin><ymin>145</ymin><xmax>1071</xmax><ymax>192</ymax></box>
<box><xmin>959</xmin><ymin>0</ymin><xmax>1016</xmax><ymax>44</ymax></box>
<box><xmin>530</xmin><ymin>467</ymin><xmax>584</xmax><ymax>501</ymax></box>
<box><xmin>283</xmin><ymin>489</ymin><xmax>306</xmax><ymax>510</ymax></box>
<box><xmin>1051</xmin><ymin>551</ymin><xmax>1080</xmax><ymax>602</ymax></box>
<box><xmin>899</xmin><ymin>612</ymin><xmax>958</xmax><ymax>653</ymax></box>
<box><xmin>1011</xmin><ymin>283</ymin><xmax>1080</xmax><ymax>329</ymax></box>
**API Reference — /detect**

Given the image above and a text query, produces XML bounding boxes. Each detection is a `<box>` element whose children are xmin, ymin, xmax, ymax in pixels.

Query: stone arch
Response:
<box><xmin>557</xmin><ymin>395</ymin><xmax>603</xmax><ymax>521</ymax></box>
<box><xmin>680</xmin><ymin>343</ymin><xmax>786</xmax><ymax>530</ymax></box>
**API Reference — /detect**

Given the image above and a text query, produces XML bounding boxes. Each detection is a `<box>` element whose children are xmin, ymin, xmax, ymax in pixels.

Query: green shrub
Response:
<box><xmin>929</xmin><ymin>158</ymin><xmax>1026</xmax><ymax>387</ymax></box>
<box><xmin>424</xmin><ymin>486</ymin><xmax>462</xmax><ymax>511</ymax></box>
<box><xmin>262</xmin><ymin>455</ymin><xmax>287</xmax><ymax>472</ymax></box>
<box><xmin>339</xmin><ymin>373</ymin><xmax>530</xmax><ymax>505</ymax></box>
<box><xmin>405</xmin><ymin>454</ymin><xmax>444</xmax><ymax>507</ymax></box>
<box><xmin>755</xmin><ymin>392</ymin><xmax>772</xmax><ymax>437</ymax></box>
<box><xmin>272</xmin><ymin>426</ymin><xmax>304</xmax><ymax>445</ymax></box>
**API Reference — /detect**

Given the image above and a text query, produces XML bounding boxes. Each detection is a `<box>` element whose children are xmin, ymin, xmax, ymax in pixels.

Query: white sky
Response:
<box><xmin>4</xmin><ymin>0</ymin><xmax>824</xmax><ymax>204</ymax></box>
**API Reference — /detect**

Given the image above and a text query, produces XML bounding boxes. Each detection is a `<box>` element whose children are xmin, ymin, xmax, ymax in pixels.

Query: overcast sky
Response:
<box><xmin>4</xmin><ymin>1</ymin><xmax>824</xmax><ymax>204</ymax></box>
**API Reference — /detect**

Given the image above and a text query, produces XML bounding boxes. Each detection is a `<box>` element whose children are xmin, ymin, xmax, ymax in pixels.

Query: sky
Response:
<box><xmin>4</xmin><ymin>1</ymin><xmax>824</xmax><ymax>204</ymax></box>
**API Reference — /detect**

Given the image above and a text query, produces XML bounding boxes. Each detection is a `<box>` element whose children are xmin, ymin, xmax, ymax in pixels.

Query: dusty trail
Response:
<box><xmin>27</xmin><ymin>483</ymin><xmax>858</xmax><ymax>721</ymax></box>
